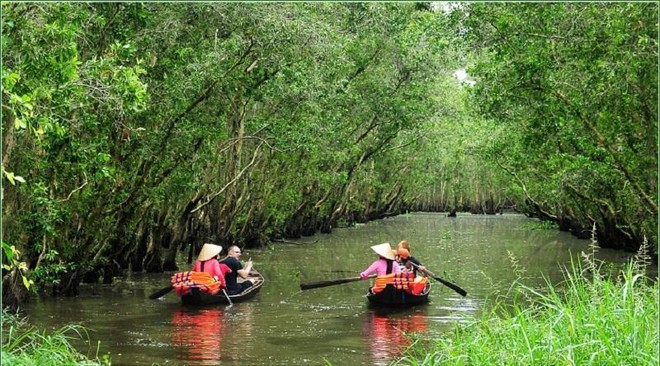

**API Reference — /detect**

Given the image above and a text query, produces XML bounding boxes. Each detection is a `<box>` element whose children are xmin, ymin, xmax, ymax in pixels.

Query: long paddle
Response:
<box><xmin>149</xmin><ymin>285</ymin><xmax>173</xmax><ymax>299</ymax></box>
<box><xmin>410</xmin><ymin>262</ymin><xmax>467</xmax><ymax>297</ymax></box>
<box><xmin>300</xmin><ymin>275</ymin><xmax>375</xmax><ymax>290</ymax></box>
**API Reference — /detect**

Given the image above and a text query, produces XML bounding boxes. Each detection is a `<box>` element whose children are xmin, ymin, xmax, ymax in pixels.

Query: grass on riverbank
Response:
<box><xmin>1</xmin><ymin>309</ymin><xmax>111</xmax><ymax>366</ymax></box>
<box><xmin>397</xmin><ymin>243</ymin><xmax>659</xmax><ymax>366</ymax></box>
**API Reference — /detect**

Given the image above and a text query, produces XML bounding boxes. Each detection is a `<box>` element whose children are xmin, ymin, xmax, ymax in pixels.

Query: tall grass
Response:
<box><xmin>1</xmin><ymin>309</ymin><xmax>111</xmax><ymax>366</ymax></box>
<box><xmin>397</xmin><ymin>238</ymin><xmax>659</xmax><ymax>366</ymax></box>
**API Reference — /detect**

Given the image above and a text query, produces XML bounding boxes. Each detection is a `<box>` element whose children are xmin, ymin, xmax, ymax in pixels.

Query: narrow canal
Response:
<box><xmin>23</xmin><ymin>213</ymin><xmax>638</xmax><ymax>365</ymax></box>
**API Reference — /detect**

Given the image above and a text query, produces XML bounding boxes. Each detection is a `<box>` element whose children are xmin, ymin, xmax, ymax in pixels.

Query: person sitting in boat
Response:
<box><xmin>220</xmin><ymin>245</ymin><xmax>255</xmax><ymax>295</ymax></box>
<box><xmin>397</xmin><ymin>240</ymin><xmax>426</xmax><ymax>277</ymax></box>
<box><xmin>393</xmin><ymin>247</ymin><xmax>429</xmax><ymax>295</ymax></box>
<box><xmin>395</xmin><ymin>248</ymin><xmax>414</xmax><ymax>272</ymax></box>
<box><xmin>193</xmin><ymin>243</ymin><xmax>231</xmax><ymax>288</ymax></box>
<box><xmin>169</xmin><ymin>244</ymin><xmax>230</xmax><ymax>297</ymax></box>
<box><xmin>360</xmin><ymin>243</ymin><xmax>401</xmax><ymax>294</ymax></box>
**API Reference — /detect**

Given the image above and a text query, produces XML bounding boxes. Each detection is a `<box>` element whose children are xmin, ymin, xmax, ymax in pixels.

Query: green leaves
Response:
<box><xmin>2</xmin><ymin>70</ymin><xmax>20</xmax><ymax>90</ymax></box>
<box><xmin>459</xmin><ymin>3</ymin><xmax>657</xmax><ymax>249</ymax></box>
<box><xmin>3</xmin><ymin>170</ymin><xmax>26</xmax><ymax>185</ymax></box>
<box><xmin>1</xmin><ymin>242</ymin><xmax>33</xmax><ymax>290</ymax></box>
<box><xmin>6</xmin><ymin>2</ymin><xmax>650</xmax><ymax>300</ymax></box>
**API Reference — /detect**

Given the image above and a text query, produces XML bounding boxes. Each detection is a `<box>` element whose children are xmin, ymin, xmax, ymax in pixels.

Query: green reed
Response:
<box><xmin>1</xmin><ymin>309</ymin><xmax>111</xmax><ymax>366</ymax></box>
<box><xmin>396</xmin><ymin>239</ymin><xmax>659</xmax><ymax>366</ymax></box>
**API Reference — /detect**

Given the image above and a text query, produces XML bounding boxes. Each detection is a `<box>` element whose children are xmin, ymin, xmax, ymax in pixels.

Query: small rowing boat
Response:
<box><xmin>181</xmin><ymin>270</ymin><xmax>264</xmax><ymax>305</ymax></box>
<box><xmin>366</xmin><ymin>282</ymin><xmax>431</xmax><ymax>307</ymax></box>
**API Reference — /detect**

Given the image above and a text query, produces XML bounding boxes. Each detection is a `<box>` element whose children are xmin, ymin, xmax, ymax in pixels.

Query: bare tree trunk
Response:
<box><xmin>163</xmin><ymin>194</ymin><xmax>203</xmax><ymax>270</ymax></box>
<box><xmin>2</xmin><ymin>112</ymin><xmax>15</xmax><ymax>167</ymax></box>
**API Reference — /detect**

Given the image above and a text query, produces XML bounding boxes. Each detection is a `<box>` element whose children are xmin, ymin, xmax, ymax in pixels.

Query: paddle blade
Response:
<box><xmin>409</xmin><ymin>262</ymin><xmax>467</xmax><ymax>297</ymax></box>
<box><xmin>434</xmin><ymin>276</ymin><xmax>467</xmax><ymax>297</ymax></box>
<box><xmin>149</xmin><ymin>285</ymin><xmax>173</xmax><ymax>299</ymax></box>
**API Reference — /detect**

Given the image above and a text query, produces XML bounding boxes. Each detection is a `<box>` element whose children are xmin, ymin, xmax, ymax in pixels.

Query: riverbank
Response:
<box><xmin>395</xmin><ymin>245</ymin><xmax>658</xmax><ymax>365</ymax></box>
<box><xmin>1</xmin><ymin>308</ymin><xmax>111</xmax><ymax>366</ymax></box>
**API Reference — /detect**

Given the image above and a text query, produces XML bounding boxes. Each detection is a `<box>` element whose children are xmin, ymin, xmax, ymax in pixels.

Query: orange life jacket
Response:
<box><xmin>372</xmin><ymin>273</ymin><xmax>428</xmax><ymax>295</ymax></box>
<box><xmin>171</xmin><ymin>271</ymin><xmax>223</xmax><ymax>296</ymax></box>
<box><xmin>371</xmin><ymin>274</ymin><xmax>392</xmax><ymax>293</ymax></box>
<box><xmin>409</xmin><ymin>276</ymin><xmax>428</xmax><ymax>295</ymax></box>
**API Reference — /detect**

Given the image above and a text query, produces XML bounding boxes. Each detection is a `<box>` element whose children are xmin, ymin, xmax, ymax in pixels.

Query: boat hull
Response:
<box><xmin>181</xmin><ymin>271</ymin><xmax>264</xmax><ymax>305</ymax></box>
<box><xmin>366</xmin><ymin>283</ymin><xmax>431</xmax><ymax>307</ymax></box>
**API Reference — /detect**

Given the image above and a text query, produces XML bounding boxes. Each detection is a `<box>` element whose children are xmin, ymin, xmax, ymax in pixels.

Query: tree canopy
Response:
<box><xmin>2</xmin><ymin>3</ymin><xmax>656</xmax><ymax>306</ymax></box>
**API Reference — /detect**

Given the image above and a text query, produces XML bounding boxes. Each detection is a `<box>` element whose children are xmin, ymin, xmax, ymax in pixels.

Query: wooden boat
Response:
<box><xmin>181</xmin><ymin>270</ymin><xmax>264</xmax><ymax>305</ymax></box>
<box><xmin>366</xmin><ymin>282</ymin><xmax>431</xmax><ymax>307</ymax></box>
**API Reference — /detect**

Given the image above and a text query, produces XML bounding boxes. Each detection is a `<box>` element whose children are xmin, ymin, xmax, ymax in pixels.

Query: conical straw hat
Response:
<box><xmin>370</xmin><ymin>242</ymin><xmax>395</xmax><ymax>261</ymax></box>
<box><xmin>197</xmin><ymin>243</ymin><xmax>223</xmax><ymax>261</ymax></box>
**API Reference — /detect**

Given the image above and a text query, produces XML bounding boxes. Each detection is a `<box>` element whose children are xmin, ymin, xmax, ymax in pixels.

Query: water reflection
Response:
<box><xmin>362</xmin><ymin>309</ymin><xmax>428</xmax><ymax>366</ymax></box>
<box><xmin>171</xmin><ymin>308</ymin><xmax>225</xmax><ymax>365</ymax></box>
<box><xmin>221</xmin><ymin>304</ymin><xmax>255</xmax><ymax>364</ymax></box>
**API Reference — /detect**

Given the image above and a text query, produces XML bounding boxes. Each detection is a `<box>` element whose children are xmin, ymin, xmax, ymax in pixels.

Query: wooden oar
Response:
<box><xmin>300</xmin><ymin>275</ymin><xmax>375</xmax><ymax>290</ymax></box>
<box><xmin>149</xmin><ymin>285</ymin><xmax>173</xmax><ymax>299</ymax></box>
<box><xmin>410</xmin><ymin>262</ymin><xmax>467</xmax><ymax>297</ymax></box>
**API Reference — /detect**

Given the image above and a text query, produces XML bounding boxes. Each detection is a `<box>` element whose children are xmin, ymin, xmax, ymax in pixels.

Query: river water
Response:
<box><xmin>23</xmin><ymin>213</ymin><xmax>641</xmax><ymax>365</ymax></box>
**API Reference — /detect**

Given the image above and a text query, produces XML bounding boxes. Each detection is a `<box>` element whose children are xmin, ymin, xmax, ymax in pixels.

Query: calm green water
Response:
<box><xmin>23</xmin><ymin>213</ymin><xmax>638</xmax><ymax>365</ymax></box>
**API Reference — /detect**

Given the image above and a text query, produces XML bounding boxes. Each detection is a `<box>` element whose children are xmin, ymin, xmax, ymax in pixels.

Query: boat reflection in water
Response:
<box><xmin>363</xmin><ymin>309</ymin><xmax>428</xmax><ymax>365</ymax></box>
<box><xmin>171</xmin><ymin>308</ymin><xmax>225</xmax><ymax>365</ymax></box>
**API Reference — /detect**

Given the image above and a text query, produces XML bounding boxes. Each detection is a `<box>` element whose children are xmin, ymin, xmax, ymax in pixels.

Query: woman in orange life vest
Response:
<box><xmin>394</xmin><ymin>247</ymin><xmax>430</xmax><ymax>295</ymax></box>
<box><xmin>193</xmin><ymin>243</ymin><xmax>231</xmax><ymax>287</ymax></box>
<box><xmin>360</xmin><ymin>243</ymin><xmax>401</xmax><ymax>293</ymax></box>
<box><xmin>397</xmin><ymin>240</ymin><xmax>426</xmax><ymax>277</ymax></box>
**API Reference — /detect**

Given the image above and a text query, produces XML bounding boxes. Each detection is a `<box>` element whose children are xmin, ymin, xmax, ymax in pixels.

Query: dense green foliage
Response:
<box><xmin>1</xmin><ymin>3</ymin><xmax>656</xmax><ymax>306</ymax></box>
<box><xmin>454</xmin><ymin>3</ymin><xmax>657</xmax><ymax>250</ymax></box>
<box><xmin>397</xmin><ymin>248</ymin><xmax>659</xmax><ymax>366</ymax></box>
<box><xmin>2</xmin><ymin>3</ymin><xmax>464</xmax><ymax>301</ymax></box>
<box><xmin>1</xmin><ymin>308</ymin><xmax>110</xmax><ymax>365</ymax></box>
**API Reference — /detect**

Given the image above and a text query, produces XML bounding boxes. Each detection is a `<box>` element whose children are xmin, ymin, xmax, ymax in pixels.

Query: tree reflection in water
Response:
<box><xmin>171</xmin><ymin>308</ymin><xmax>225</xmax><ymax>365</ymax></box>
<box><xmin>363</xmin><ymin>309</ymin><xmax>428</xmax><ymax>366</ymax></box>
